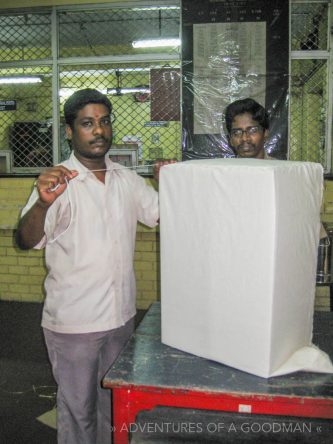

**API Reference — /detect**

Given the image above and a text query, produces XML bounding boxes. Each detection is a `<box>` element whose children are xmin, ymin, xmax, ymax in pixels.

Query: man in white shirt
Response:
<box><xmin>15</xmin><ymin>89</ymin><xmax>159</xmax><ymax>444</ymax></box>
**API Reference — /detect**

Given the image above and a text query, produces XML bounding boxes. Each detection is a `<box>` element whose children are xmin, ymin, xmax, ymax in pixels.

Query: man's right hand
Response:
<box><xmin>153</xmin><ymin>159</ymin><xmax>177</xmax><ymax>182</ymax></box>
<box><xmin>15</xmin><ymin>166</ymin><xmax>79</xmax><ymax>250</ymax></box>
<box><xmin>35</xmin><ymin>166</ymin><xmax>78</xmax><ymax>207</ymax></box>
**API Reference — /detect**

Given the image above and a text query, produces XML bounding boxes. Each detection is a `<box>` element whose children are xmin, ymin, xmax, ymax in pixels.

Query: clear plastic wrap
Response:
<box><xmin>181</xmin><ymin>0</ymin><xmax>289</xmax><ymax>161</ymax></box>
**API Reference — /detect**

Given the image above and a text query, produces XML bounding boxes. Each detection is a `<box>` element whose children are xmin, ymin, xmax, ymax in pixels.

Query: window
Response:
<box><xmin>0</xmin><ymin>1</ymin><xmax>332</xmax><ymax>173</ymax></box>
<box><xmin>0</xmin><ymin>2</ymin><xmax>181</xmax><ymax>175</ymax></box>
<box><xmin>290</xmin><ymin>0</ymin><xmax>332</xmax><ymax>172</ymax></box>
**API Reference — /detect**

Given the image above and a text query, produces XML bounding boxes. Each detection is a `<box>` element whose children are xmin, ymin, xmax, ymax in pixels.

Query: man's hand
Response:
<box><xmin>153</xmin><ymin>159</ymin><xmax>177</xmax><ymax>182</ymax></box>
<box><xmin>35</xmin><ymin>166</ymin><xmax>78</xmax><ymax>207</ymax></box>
<box><xmin>16</xmin><ymin>166</ymin><xmax>79</xmax><ymax>250</ymax></box>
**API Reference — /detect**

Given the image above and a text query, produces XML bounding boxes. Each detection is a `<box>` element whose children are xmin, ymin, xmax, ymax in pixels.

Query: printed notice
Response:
<box><xmin>193</xmin><ymin>22</ymin><xmax>266</xmax><ymax>134</ymax></box>
<box><xmin>0</xmin><ymin>100</ymin><xmax>16</xmax><ymax>111</ymax></box>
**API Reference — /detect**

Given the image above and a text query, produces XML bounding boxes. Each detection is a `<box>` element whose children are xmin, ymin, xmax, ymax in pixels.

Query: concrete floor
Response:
<box><xmin>0</xmin><ymin>301</ymin><xmax>57</xmax><ymax>443</ymax></box>
<box><xmin>1</xmin><ymin>301</ymin><xmax>332</xmax><ymax>444</ymax></box>
<box><xmin>0</xmin><ymin>300</ymin><xmax>147</xmax><ymax>444</ymax></box>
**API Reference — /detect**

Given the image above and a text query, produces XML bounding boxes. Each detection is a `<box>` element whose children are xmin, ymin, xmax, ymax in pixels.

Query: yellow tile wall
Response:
<box><xmin>0</xmin><ymin>228</ymin><xmax>45</xmax><ymax>302</ymax></box>
<box><xmin>315</xmin><ymin>179</ymin><xmax>333</xmax><ymax>311</ymax></box>
<box><xmin>321</xmin><ymin>180</ymin><xmax>333</xmax><ymax>225</ymax></box>
<box><xmin>0</xmin><ymin>177</ymin><xmax>160</xmax><ymax>308</ymax></box>
<box><xmin>1</xmin><ymin>176</ymin><xmax>332</xmax><ymax>310</ymax></box>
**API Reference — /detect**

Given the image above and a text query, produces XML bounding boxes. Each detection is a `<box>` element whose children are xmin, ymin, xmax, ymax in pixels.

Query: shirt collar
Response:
<box><xmin>66</xmin><ymin>152</ymin><xmax>115</xmax><ymax>182</ymax></box>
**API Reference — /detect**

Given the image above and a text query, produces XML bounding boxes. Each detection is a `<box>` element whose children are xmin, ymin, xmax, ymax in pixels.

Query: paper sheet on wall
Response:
<box><xmin>193</xmin><ymin>22</ymin><xmax>266</xmax><ymax>134</ymax></box>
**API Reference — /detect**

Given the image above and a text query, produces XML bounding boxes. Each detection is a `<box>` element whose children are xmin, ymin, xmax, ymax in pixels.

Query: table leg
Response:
<box><xmin>112</xmin><ymin>388</ymin><xmax>132</xmax><ymax>444</ymax></box>
<box><xmin>113</xmin><ymin>388</ymin><xmax>159</xmax><ymax>444</ymax></box>
<box><xmin>112</xmin><ymin>388</ymin><xmax>170</xmax><ymax>443</ymax></box>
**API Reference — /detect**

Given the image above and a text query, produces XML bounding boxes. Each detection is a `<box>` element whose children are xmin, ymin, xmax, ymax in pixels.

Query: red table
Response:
<box><xmin>103</xmin><ymin>303</ymin><xmax>333</xmax><ymax>443</ymax></box>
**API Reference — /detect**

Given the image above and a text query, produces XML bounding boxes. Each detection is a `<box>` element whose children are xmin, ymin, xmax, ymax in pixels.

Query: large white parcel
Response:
<box><xmin>160</xmin><ymin>159</ymin><xmax>333</xmax><ymax>378</ymax></box>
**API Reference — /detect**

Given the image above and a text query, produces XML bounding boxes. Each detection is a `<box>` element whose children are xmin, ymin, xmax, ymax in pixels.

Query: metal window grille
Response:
<box><xmin>0</xmin><ymin>66</ymin><xmax>53</xmax><ymax>171</ymax></box>
<box><xmin>0</xmin><ymin>2</ymin><xmax>181</xmax><ymax>174</ymax></box>
<box><xmin>0</xmin><ymin>2</ymin><xmax>332</xmax><ymax>173</ymax></box>
<box><xmin>290</xmin><ymin>58</ymin><xmax>328</xmax><ymax>164</ymax></box>
<box><xmin>0</xmin><ymin>11</ymin><xmax>51</xmax><ymax>62</ymax></box>
<box><xmin>59</xmin><ymin>62</ymin><xmax>181</xmax><ymax>166</ymax></box>
<box><xmin>290</xmin><ymin>1</ymin><xmax>332</xmax><ymax>171</ymax></box>
<box><xmin>58</xmin><ymin>7</ymin><xmax>180</xmax><ymax>58</ymax></box>
<box><xmin>291</xmin><ymin>1</ymin><xmax>328</xmax><ymax>51</ymax></box>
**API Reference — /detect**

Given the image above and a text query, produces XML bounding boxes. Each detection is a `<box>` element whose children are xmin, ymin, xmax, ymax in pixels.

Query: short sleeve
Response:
<box><xmin>133</xmin><ymin>173</ymin><xmax>159</xmax><ymax>227</ymax></box>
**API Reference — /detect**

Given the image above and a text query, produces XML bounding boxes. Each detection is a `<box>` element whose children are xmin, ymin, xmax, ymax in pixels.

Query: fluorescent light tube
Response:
<box><xmin>0</xmin><ymin>76</ymin><xmax>42</xmax><ymax>84</ymax></box>
<box><xmin>132</xmin><ymin>6</ymin><xmax>180</xmax><ymax>11</ymax></box>
<box><xmin>59</xmin><ymin>88</ymin><xmax>107</xmax><ymax>98</ymax></box>
<box><xmin>60</xmin><ymin>67</ymin><xmax>152</xmax><ymax>78</ymax></box>
<box><xmin>107</xmin><ymin>87</ymin><xmax>151</xmax><ymax>95</ymax></box>
<box><xmin>132</xmin><ymin>38</ymin><xmax>180</xmax><ymax>48</ymax></box>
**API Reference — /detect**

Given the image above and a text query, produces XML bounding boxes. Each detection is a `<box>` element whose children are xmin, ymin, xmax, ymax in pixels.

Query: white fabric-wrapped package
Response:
<box><xmin>160</xmin><ymin>159</ymin><xmax>333</xmax><ymax>378</ymax></box>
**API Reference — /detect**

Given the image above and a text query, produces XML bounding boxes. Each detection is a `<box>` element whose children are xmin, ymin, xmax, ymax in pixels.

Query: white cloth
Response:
<box><xmin>21</xmin><ymin>153</ymin><xmax>158</xmax><ymax>333</ymax></box>
<box><xmin>160</xmin><ymin>158</ymin><xmax>333</xmax><ymax>378</ymax></box>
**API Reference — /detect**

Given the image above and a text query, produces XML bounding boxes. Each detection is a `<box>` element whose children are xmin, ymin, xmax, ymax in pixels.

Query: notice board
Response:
<box><xmin>182</xmin><ymin>0</ymin><xmax>289</xmax><ymax>160</ymax></box>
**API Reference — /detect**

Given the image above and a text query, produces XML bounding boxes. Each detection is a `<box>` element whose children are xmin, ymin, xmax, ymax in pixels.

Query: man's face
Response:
<box><xmin>66</xmin><ymin>103</ymin><xmax>112</xmax><ymax>161</ymax></box>
<box><xmin>229</xmin><ymin>112</ymin><xmax>268</xmax><ymax>159</ymax></box>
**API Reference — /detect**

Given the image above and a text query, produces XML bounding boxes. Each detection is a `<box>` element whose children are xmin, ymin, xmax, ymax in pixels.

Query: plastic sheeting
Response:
<box><xmin>181</xmin><ymin>0</ymin><xmax>289</xmax><ymax>161</ymax></box>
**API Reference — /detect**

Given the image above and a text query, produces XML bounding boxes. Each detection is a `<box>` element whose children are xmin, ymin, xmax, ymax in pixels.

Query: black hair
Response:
<box><xmin>64</xmin><ymin>88</ymin><xmax>112</xmax><ymax>129</ymax></box>
<box><xmin>224</xmin><ymin>98</ymin><xmax>269</xmax><ymax>134</ymax></box>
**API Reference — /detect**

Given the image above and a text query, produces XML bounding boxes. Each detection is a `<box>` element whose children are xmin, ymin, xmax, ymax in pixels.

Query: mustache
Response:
<box><xmin>237</xmin><ymin>142</ymin><xmax>255</xmax><ymax>149</ymax></box>
<box><xmin>89</xmin><ymin>137</ymin><xmax>108</xmax><ymax>144</ymax></box>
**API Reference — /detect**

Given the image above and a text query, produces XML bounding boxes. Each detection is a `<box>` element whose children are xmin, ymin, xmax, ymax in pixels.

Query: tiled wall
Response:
<box><xmin>0</xmin><ymin>176</ymin><xmax>332</xmax><ymax>310</ymax></box>
<box><xmin>315</xmin><ymin>179</ymin><xmax>333</xmax><ymax>311</ymax></box>
<box><xmin>321</xmin><ymin>180</ymin><xmax>333</xmax><ymax>225</ymax></box>
<box><xmin>0</xmin><ymin>177</ymin><xmax>160</xmax><ymax>309</ymax></box>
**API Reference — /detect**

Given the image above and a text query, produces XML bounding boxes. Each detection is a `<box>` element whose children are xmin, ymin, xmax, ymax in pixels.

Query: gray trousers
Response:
<box><xmin>43</xmin><ymin>317</ymin><xmax>135</xmax><ymax>444</ymax></box>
